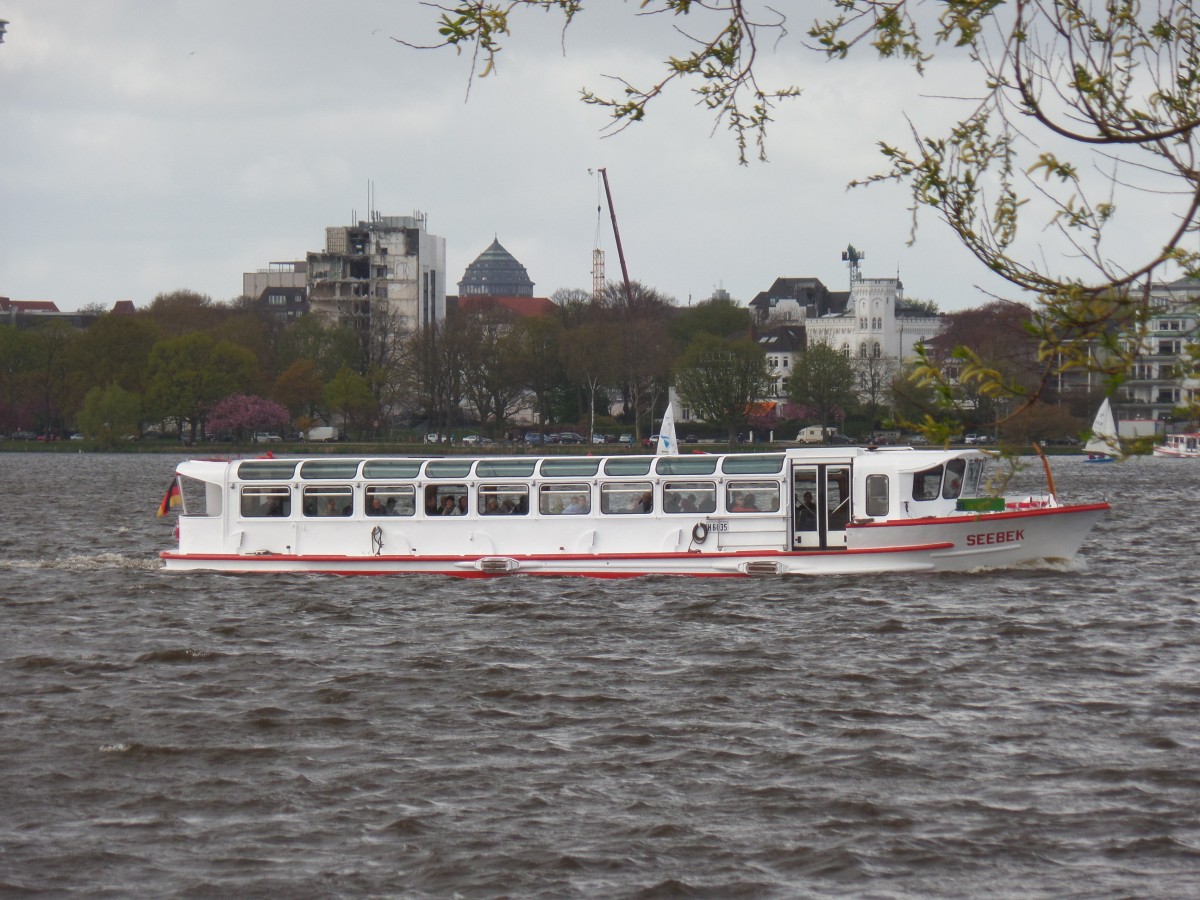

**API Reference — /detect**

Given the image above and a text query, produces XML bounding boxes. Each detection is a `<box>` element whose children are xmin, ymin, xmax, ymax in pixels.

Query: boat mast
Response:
<box><xmin>599</xmin><ymin>168</ymin><xmax>634</xmax><ymax>307</ymax></box>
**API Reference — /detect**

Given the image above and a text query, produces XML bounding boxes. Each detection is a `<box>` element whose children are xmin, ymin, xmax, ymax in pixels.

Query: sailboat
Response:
<box><xmin>1083</xmin><ymin>398</ymin><xmax>1120</xmax><ymax>462</ymax></box>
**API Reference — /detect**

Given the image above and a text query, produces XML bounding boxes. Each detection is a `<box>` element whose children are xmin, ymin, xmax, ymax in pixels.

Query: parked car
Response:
<box><xmin>557</xmin><ymin>432</ymin><xmax>585</xmax><ymax>444</ymax></box>
<box><xmin>684</xmin><ymin>434</ymin><xmax>699</xmax><ymax>444</ymax></box>
<box><xmin>524</xmin><ymin>432</ymin><xmax>544</xmax><ymax>444</ymax></box>
<box><xmin>69</xmin><ymin>432</ymin><xmax>86</xmax><ymax>441</ymax></box>
<box><xmin>591</xmin><ymin>433</ymin><xmax>608</xmax><ymax>444</ymax></box>
<box><xmin>254</xmin><ymin>432</ymin><xmax>282</xmax><ymax>443</ymax></box>
<box><xmin>424</xmin><ymin>433</ymin><xmax>446</xmax><ymax>444</ymax></box>
<box><xmin>462</xmin><ymin>434</ymin><xmax>493</xmax><ymax>446</ymax></box>
<box><xmin>825</xmin><ymin>433</ymin><xmax>854</xmax><ymax>445</ymax></box>
<box><xmin>642</xmin><ymin>434</ymin><xmax>659</xmax><ymax>448</ymax></box>
<box><xmin>617</xmin><ymin>433</ymin><xmax>634</xmax><ymax>446</ymax></box>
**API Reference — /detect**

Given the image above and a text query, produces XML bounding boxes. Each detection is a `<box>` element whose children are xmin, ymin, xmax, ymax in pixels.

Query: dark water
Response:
<box><xmin>2</xmin><ymin>451</ymin><xmax>1198</xmax><ymax>898</ymax></box>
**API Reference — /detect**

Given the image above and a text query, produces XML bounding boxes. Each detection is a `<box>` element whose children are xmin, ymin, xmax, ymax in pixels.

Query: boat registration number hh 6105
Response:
<box><xmin>966</xmin><ymin>529</ymin><xmax>1024</xmax><ymax>546</ymax></box>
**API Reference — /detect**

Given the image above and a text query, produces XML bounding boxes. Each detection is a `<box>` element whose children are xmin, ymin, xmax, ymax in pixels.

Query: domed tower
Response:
<box><xmin>457</xmin><ymin>238</ymin><xmax>535</xmax><ymax>296</ymax></box>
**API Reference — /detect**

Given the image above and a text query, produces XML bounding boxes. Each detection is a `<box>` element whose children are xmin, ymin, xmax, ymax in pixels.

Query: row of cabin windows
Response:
<box><xmin>234</xmin><ymin>454</ymin><xmax>788</xmax><ymax>483</ymax></box>
<box><xmin>239</xmin><ymin>480</ymin><xmax>785</xmax><ymax>519</ymax></box>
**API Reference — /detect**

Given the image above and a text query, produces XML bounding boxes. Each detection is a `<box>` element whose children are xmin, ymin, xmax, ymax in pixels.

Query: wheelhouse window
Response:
<box><xmin>366</xmin><ymin>485</ymin><xmax>415</xmax><ymax>516</ymax></box>
<box><xmin>241</xmin><ymin>485</ymin><xmax>291</xmax><ymax>517</ymax></box>
<box><xmin>302</xmin><ymin>484</ymin><xmax>352</xmax><ymax>517</ymax></box>
<box><xmin>664</xmin><ymin>481</ymin><xmax>717</xmax><ymax>513</ymax></box>
<box><xmin>477</xmin><ymin>484</ymin><xmax>529</xmax><ymax>515</ymax></box>
<box><xmin>425</xmin><ymin>484</ymin><xmax>469</xmax><ymax>516</ymax></box>
<box><xmin>912</xmin><ymin>465</ymin><xmax>944</xmax><ymax>501</ymax></box>
<box><xmin>539</xmin><ymin>483</ymin><xmax>591</xmax><ymax>515</ymax></box>
<box><xmin>601</xmin><ymin>482</ymin><xmax>653</xmax><ymax>514</ymax></box>
<box><xmin>725</xmin><ymin>481</ymin><xmax>779</xmax><ymax>513</ymax></box>
<box><xmin>942</xmin><ymin>459</ymin><xmax>966</xmax><ymax>499</ymax></box>
<box><xmin>865</xmin><ymin>474</ymin><xmax>889</xmax><ymax>516</ymax></box>
<box><xmin>964</xmin><ymin>459</ymin><xmax>986</xmax><ymax>496</ymax></box>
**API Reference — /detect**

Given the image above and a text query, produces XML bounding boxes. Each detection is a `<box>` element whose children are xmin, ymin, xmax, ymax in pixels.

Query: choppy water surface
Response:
<box><xmin>1</xmin><ymin>451</ymin><xmax>1198</xmax><ymax>897</ymax></box>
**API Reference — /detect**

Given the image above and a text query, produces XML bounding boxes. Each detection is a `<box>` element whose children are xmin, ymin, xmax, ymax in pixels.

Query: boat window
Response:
<box><xmin>300</xmin><ymin>459</ymin><xmax>361</xmax><ymax>479</ymax></box>
<box><xmin>725</xmin><ymin>481</ymin><xmax>779</xmax><ymax>513</ymax></box>
<box><xmin>362</xmin><ymin>460</ymin><xmax>423</xmax><ymax>479</ymax></box>
<box><xmin>721</xmin><ymin>455</ymin><xmax>784</xmax><ymax>475</ymax></box>
<box><xmin>424</xmin><ymin>460</ymin><xmax>473</xmax><ymax>479</ymax></box>
<box><xmin>475</xmin><ymin>460</ymin><xmax>536</xmax><ymax>478</ymax></box>
<box><xmin>540</xmin><ymin>458</ymin><xmax>600</xmax><ymax>477</ymax></box>
<box><xmin>425</xmin><ymin>484</ymin><xmax>470</xmax><ymax>516</ymax></box>
<box><xmin>178</xmin><ymin>475</ymin><xmax>217</xmax><ymax>517</ymax></box>
<box><xmin>662</xmin><ymin>481</ymin><xmax>718</xmax><ymax>514</ymax></box>
<box><xmin>942</xmin><ymin>459</ymin><xmax>966</xmax><ymax>500</ymax></box>
<box><xmin>964</xmin><ymin>459</ymin><xmax>986</xmax><ymax>496</ymax></box>
<box><xmin>237</xmin><ymin>460</ymin><xmax>298</xmax><ymax>480</ymax></box>
<box><xmin>865</xmin><ymin>474</ymin><xmax>889</xmax><ymax>516</ymax></box>
<box><xmin>366</xmin><ymin>485</ymin><xmax>415</xmax><ymax>516</ymax></box>
<box><xmin>539</xmin><ymin>483</ymin><xmax>592</xmax><ymax>515</ymax></box>
<box><xmin>603</xmin><ymin>458</ymin><xmax>652</xmax><ymax>476</ymax></box>
<box><xmin>302</xmin><ymin>484</ymin><xmax>353</xmax><ymax>517</ymax></box>
<box><xmin>240</xmin><ymin>485</ymin><xmax>291</xmax><ymax>517</ymax></box>
<box><xmin>477</xmin><ymin>484</ymin><xmax>528</xmax><ymax>516</ymax></box>
<box><xmin>600</xmin><ymin>482</ymin><xmax>653</xmax><ymax>514</ymax></box>
<box><xmin>655</xmin><ymin>457</ymin><xmax>718</xmax><ymax>476</ymax></box>
<box><xmin>912</xmin><ymin>465</ymin><xmax>944</xmax><ymax>501</ymax></box>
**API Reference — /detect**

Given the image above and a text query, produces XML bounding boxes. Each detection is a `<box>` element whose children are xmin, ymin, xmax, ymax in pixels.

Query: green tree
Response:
<box><xmin>560</xmin><ymin>320</ymin><xmax>621</xmax><ymax>438</ymax></box>
<box><xmin>145</xmin><ymin>333</ymin><xmax>259</xmax><ymax>440</ymax></box>
<box><xmin>272</xmin><ymin>359</ymin><xmax>327</xmax><ymax>420</ymax></box>
<box><xmin>787</xmin><ymin>343</ymin><xmax>858</xmax><ymax>432</ymax></box>
<box><xmin>77</xmin><ymin>383</ymin><xmax>141</xmax><ymax>449</ymax></box>
<box><xmin>670</xmin><ymin>295</ymin><xmax>752</xmax><ymax>347</ymax></box>
<box><xmin>673</xmin><ymin>334</ymin><xmax>774</xmax><ymax>446</ymax></box>
<box><xmin>414</xmin><ymin>1</ymin><xmax>1200</xmax><ymax>398</ymax></box>
<box><xmin>324</xmin><ymin>366</ymin><xmax>377</xmax><ymax>437</ymax></box>
<box><xmin>509</xmin><ymin>315</ymin><xmax>566</xmax><ymax>431</ymax></box>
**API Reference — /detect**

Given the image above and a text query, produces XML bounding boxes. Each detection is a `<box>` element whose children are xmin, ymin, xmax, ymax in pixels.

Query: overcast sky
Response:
<box><xmin>0</xmin><ymin>1</ymin><xmax>1180</xmax><ymax>313</ymax></box>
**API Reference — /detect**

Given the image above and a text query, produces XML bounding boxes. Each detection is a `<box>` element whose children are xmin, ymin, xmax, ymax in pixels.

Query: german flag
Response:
<box><xmin>157</xmin><ymin>478</ymin><xmax>182</xmax><ymax>517</ymax></box>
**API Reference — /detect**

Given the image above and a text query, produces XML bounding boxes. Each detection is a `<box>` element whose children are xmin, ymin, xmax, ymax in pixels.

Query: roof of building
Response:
<box><xmin>0</xmin><ymin>298</ymin><xmax>60</xmax><ymax>313</ymax></box>
<box><xmin>452</xmin><ymin>294</ymin><xmax>556</xmax><ymax>318</ymax></box>
<box><xmin>747</xmin><ymin>277</ymin><xmax>849</xmax><ymax>317</ymax></box>
<box><xmin>757</xmin><ymin>324</ymin><xmax>807</xmax><ymax>352</ymax></box>
<box><xmin>111</xmin><ymin>300</ymin><xmax>137</xmax><ymax>315</ymax></box>
<box><xmin>458</xmin><ymin>238</ymin><xmax>535</xmax><ymax>297</ymax></box>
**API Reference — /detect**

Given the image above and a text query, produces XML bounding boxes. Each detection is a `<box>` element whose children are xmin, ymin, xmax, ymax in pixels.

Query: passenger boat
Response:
<box><xmin>160</xmin><ymin>436</ymin><xmax>1108</xmax><ymax>578</ymax></box>
<box><xmin>1152</xmin><ymin>432</ymin><xmax>1200</xmax><ymax>458</ymax></box>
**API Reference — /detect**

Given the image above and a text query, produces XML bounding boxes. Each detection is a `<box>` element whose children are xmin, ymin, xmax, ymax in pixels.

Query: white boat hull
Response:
<box><xmin>162</xmin><ymin>503</ymin><xmax>1107</xmax><ymax>577</ymax></box>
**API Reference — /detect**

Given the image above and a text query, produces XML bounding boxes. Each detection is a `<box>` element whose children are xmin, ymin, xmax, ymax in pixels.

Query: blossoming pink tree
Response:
<box><xmin>207</xmin><ymin>393</ymin><xmax>290</xmax><ymax>443</ymax></box>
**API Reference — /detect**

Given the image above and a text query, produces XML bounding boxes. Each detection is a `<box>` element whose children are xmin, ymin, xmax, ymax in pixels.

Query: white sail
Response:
<box><xmin>657</xmin><ymin>399</ymin><xmax>679</xmax><ymax>456</ymax></box>
<box><xmin>1084</xmin><ymin>398</ymin><xmax>1120</xmax><ymax>457</ymax></box>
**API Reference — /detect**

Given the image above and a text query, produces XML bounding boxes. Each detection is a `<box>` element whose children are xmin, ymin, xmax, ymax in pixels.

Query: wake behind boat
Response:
<box><xmin>160</xmin><ymin>443</ymin><xmax>1108</xmax><ymax>577</ymax></box>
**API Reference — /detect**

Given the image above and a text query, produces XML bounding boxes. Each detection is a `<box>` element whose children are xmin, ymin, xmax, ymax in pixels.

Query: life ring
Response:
<box><xmin>691</xmin><ymin>522</ymin><xmax>709</xmax><ymax>544</ymax></box>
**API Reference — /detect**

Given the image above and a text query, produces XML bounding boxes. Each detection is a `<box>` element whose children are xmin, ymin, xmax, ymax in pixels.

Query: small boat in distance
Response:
<box><xmin>159</xmin><ymin>440</ymin><xmax>1109</xmax><ymax>578</ymax></box>
<box><xmin>1152</xmin><ymin>432</ymin><xmax>1200</xmax><ymax>459</ymax></box>
<box><xmin>1084</xmin><ymin>397</ymin><xmax>1120</xmax><ymax>463</ymax></box>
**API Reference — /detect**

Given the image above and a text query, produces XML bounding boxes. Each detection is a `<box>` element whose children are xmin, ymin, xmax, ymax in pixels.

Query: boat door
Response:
<box><xmin>792</xmin><ymin>463</ymin><xmax>851</xmax><ymax>550</ymax></box>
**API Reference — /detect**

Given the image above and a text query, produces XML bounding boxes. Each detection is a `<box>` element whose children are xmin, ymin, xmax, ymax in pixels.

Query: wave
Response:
<box><xmin>0</xmin><ymin>553</ymin><xmax>163</xmax><ymax>572</ymax></box>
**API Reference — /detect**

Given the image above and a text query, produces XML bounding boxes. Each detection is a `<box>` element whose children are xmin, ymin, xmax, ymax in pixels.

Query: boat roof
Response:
<box><xmin>176</xmin><ymin>446</ymin><xmax>989</xmax><ymax>482</ymax></box>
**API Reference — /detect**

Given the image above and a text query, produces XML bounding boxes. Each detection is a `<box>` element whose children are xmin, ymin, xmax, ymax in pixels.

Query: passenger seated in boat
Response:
<box><xmin>634</xmin><ymin>491</ymin><xmax>653</xmax><ymax>513</ymax></box>
<box><xmin>367</xmin><ymin>496</ymin><xmax>386</xmax><ymax>516</ymax></box>
<box><xmin>796</xmin><ymin>491</ymin><xmax>817</xmax><ymax>528</ymax></box>
<box><xmin>385</xmin><ymin>497</ymin><xmax>397</xmax><ymax>515</ymax></box>
<box><xmin>439</xmin><ymin>496</ymin><xmax>457</xmax><ymax>516</ymax></box>
<box><xmin>563</xmin><ymin>494</ymin><xmax>588</xmax><ymax>515</ymax></box>
<box><xmin>731</xmin><ymin>494</ymin><xmax>758</xmax><ymax>512</ymax></box>
<box><xmin>483</xmin><ymin>496</ymin><xmax>501</xmax><ymax>515</ymax></box>
<box><xmin>457</xmin><ymin>496</ymin><xmax>468</xmax><ymax>515</ymax></box>
<box><xmin>266</xmin><ymin>497</ymin><xmax>286</xmax><ymax>517</ymax></box>
<box><xmin>680</xmin><ymin>494</ymin><xmax>699</xmax><ymax>513</ymax></box>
